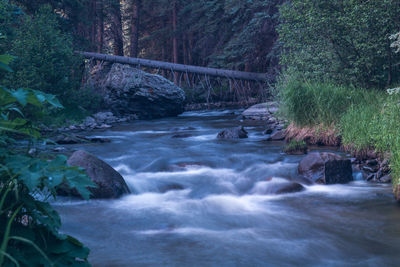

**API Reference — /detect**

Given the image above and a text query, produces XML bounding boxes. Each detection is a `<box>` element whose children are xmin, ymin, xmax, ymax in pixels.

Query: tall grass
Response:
<box><xmin>277</xmin><ymin>72</ymin><xmax>400</xmax><ymax>191</ymax></box>
<box><xmin>276</xmin><ymin>72</ymin><xmax>380</xmax><ymax>126</ymax></box>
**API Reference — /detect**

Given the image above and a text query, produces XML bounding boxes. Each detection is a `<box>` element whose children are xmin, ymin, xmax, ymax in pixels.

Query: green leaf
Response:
<box><xmin>0</xmin><ymin>54</ymin><xmax>15</xmax><ymax>65</ymax></box>
<box><xmin>0</xmin><ymin>54</ymin><xmax>14</xmax><ymax>72</ymax></box>
<box><xmin>10</xmin><ymin>88</ymin><xmax>28</xmax><ymax>106</ymax></box>
<box><xmin>0</xmin><ymin>62</ymin><xmax>13</xmax><ymax>72</ymax></box>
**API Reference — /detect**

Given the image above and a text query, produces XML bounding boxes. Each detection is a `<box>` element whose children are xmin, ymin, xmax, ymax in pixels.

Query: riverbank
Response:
<box><xmin>275</xmin><ymin>75</ymin><xmax>400</xmax><ymax>201</ymax></box>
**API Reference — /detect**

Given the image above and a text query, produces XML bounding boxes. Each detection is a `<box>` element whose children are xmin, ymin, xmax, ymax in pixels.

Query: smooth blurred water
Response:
<box><xmin>54</xmin><ymin>110</ymin><xmax>400</xmax><ymax>267</ymax></box>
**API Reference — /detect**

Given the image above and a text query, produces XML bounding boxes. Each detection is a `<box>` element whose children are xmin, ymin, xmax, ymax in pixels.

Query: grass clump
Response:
<box><xmin>283</xmin><ymin>140</ymin><xmax>308</xmax><ymax>155</ymax></box>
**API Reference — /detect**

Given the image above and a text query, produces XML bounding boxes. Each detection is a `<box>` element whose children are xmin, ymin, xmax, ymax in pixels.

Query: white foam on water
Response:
<box><xmin>180</xmin><ymin>110</ymin><xmax>238</xmax><ymax>117</ymax></box>
<box><xmin>187</xmin><ymin>134</ymin><xmax>216</xmax><ymax>141</ymax></box>
<box><xmin>113</xmin><ymin>130</ymin><xmax>170</xmax><ymax>136</ymax></box>
<box><xmin>104</xmin><ymin>155</ymin><xmax>133</xmax><ymax>162</ymax></box>
<box><xmin>123</xmin><ymin>166</ymin><xmax>246</xmax><ymax>194</ymax></box>
<box><xmin>303</xmin><ymin>182</ymin><xmax>382</xmax><ymax>198</ymax></box>
<box><xmin>134</xmin><ymin>227</ymin><xmax>255</xmax><ymax>237</ymax></box>
<box><xmin>113</xmin><ymin>189</ymin><xmax>284</xmax><ymax>220</ymax></box>
<box><xmin>125</xmin><ymin>166</ymin><xmax>237</xmax><ymax>180</ymax></box>
<box><xmin>87</xmin><ymin>135</ymin><xmax>126</xmax><ymax>139</ymax></box>
<box><xmin>113</xmin><ymin>163</ymin><xmax>134</xmax><ymax>174</ymax></box>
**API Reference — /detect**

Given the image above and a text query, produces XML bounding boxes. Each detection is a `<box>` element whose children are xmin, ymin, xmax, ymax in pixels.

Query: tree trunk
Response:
<box><xmin>172</xmin><ymin>0</ymin><xmax>179</xmax><ymax>83</ymax></box>
<box><xmin>129</xmin><ymin>0</ymin><xmax>141</xmax><ymax>57</ymax></box>
<box><xmin>90</xmin><ymin>0</ymin><xmax>97</xmax><ymax>50</ymax></box>
<box><xmin>188</xmin><ymin>32</ymin><xmax>194</xmax><ymax>65</ymax></box>
<box><xmin>183</xmin><ymin>34</ymin><xmax>188</xmax><ymax>65</ymax></box>
<box><xmin>111</xmin><ymin>0</ymin><xmax>124</xmax><ymax>56</ymax></box>
<box><xmin>387</xmin><ymin>38</ymin><xmax>393</xmax><ymax>87</ymax></box>
<box><xmin>78</xmin><ymin>51</ymin><xmax>269</xmax><ymax>81</ymax></box>
<box><xmin>96</xmin><ymin>0</ymin><xmax>104</xmax><ymax>53</ymax></box>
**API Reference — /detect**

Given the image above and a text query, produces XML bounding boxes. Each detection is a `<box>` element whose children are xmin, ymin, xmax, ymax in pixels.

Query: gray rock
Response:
<box><xmin>53</xmin><ymin>146</ymin><xmax>66</xmax><ymax>152</ymax></box>
<box><xmin>65</xmin><ymin>150</ymin><xmax>130</xmax><ymax>199</ymax></box>
<box><xmin>28</xmin><ymin>148</ymin><xmax>37</xmax><ymax>156</ymax></box>
<box><xmin>267</xmin><ymin>130</ymin><xmax>286</xmax><ymax>141</ymax></box>
<box><xmin>53</xmin><ymin>134</ymin><xmax>87</xmax><ymax>145</ymax></box>
<box><xmin>93</xmin><ymin>111</ymin><xmax>118</xmax><ymax>124</ymax></box>
<box><xmin>362</xmin><ymin>166</ymin><xmax>376</xmax><ymax>173</ymax></box>
<box><xmin>298</xmin><ymin>152</ymin><xmax>353</xmax><ymax>184</ymax></box>
<box><xmin>96</xmin><ymin>124</ymin><xmax>112</xmax><ymax>129</ymax></box>
<box><xmin>217</xmin><ymin>126</ymin><xmax>248</xmax><ymax>139</ymax></box>
<box><xmin>242</xmin><ymin>102</ymin><xmax>279</xmax><ymax>120</ymax></box>
<box><xmin>379</xmin><ymin>174</ymin><xmax>392</xmax><ymax>183</ymax></box>
<box><xmin>263</xmin><ymin>126</ymin><xmax>274</xmax><ymax>135</ymax></box>
<box><xmin>86</xmin><ymin>63</ymin><xmax>185</xmax><ymax>119</ymax></box>
<box><xmin>172</xmin><ymin>133</ymin><xmax>193</xmax><ymax>138</ymax></box>
<box><xmin>83</xmin><ymin>116</ymin><xmax>96</xmax><ymax>126</ymax></box>
<box><xmin>83</xmin><ymin>136</ymin><xmax>111</xmax><ymax>143</ymax></box>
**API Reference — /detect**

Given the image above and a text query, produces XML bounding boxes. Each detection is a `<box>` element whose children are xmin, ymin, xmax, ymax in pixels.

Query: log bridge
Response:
<box><xmin>78</xmin><ymin>51</ymin><xmax>271</xmax><ymax>103</ymax></box>
<box><xmin>78</xmin><ymin>51</ymin><xmax>269</xmax><ymax>82</ymax></box>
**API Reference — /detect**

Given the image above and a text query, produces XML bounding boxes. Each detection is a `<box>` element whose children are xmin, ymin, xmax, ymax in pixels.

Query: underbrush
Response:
<box><xmin>277</xmin><ymin>73</ymin><xmax>400</xmax><ymax>192</ymax></box>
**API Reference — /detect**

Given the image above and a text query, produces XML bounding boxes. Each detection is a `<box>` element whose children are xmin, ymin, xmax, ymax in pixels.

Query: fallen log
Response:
<box><xmin>77</xmin><ymin>51</ymin><xmax>269</xmax><ymax>82</ymax></box>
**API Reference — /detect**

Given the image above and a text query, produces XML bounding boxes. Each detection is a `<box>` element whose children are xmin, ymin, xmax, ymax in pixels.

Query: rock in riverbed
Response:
<box><xmin>251</xmin><ymin>179</ymin><xmax>305</xmax><ymax>195</ymax></box>
<box><xmin>267</xmin><ymin>130</ymin><xmax>286</xmax><ymax>141</ymax></box>
<box><xmin>52</xmin><ymin>134</ymin><xmax>111</xmax><ymax>145</ymax></box>
<box><xmin>86</xmin><ymin>63</ymin><xmax>186</xmax><ymax>119</ymax></box>
<box><xmin>242</xmin><ymin>102</ymin><xmax>279</xmax><ymax>120</ymax></box>
<box><xmin>298</xmin><ymin>152</ymin><xmax>353</xmax><ymax>184</ymax></box>
<box><xmin>217</xmin><ymin>126</ymin><xmax>248</xmax><ymax>139</ymax></box>
<box><xmin>61</xmin><ymin>150</ymin><xmax>131</xmax><ymax>199</ymax></box>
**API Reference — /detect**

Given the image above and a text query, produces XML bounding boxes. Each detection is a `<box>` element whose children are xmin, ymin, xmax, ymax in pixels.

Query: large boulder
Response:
<box><xmin>298</xmin><ymin>152</ymin><xmax>353</xmax><ymax>184</ymax></box>
<box><xmin>66</xmin><ymin>150</ymin><xmax>131</xmax><ymax>198</ymax></box>
<box><xmin>242</xmin><ymin>102</ymin><xmax>279</xmax><ymax>120</ymax></box>
<box><xmin>217</xmin><ymin>126</ymin><xmax>248</xmax><ymax>139</ymax></box>
<box><xmin>86</xmin><ymin>63</ymin><xmax>185</xmax><ymax>119</ymax></box>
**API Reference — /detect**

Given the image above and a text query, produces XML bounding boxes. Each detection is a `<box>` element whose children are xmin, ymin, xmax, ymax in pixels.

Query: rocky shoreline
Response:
<box><xmin>238</xmin><ymin>102</ymin><xmax>393</xmax><ymax>186</ymax></box>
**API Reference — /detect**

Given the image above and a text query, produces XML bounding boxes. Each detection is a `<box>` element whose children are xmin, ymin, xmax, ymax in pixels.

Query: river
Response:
<box><xmin>54</xmin><ymin>110</ymin><xmax>400</xmax><ymax>266</ymax></box>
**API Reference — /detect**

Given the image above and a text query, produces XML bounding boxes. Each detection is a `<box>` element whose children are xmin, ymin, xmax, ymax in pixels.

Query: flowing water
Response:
<box><xmin>54</xmin><ymin>110</ymin><xmax>400</xmax><ymax>267</ymax></box>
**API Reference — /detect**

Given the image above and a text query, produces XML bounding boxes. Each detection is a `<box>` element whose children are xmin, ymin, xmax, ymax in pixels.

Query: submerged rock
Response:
<box><xmin>86</xmin><ymin>63</ymin><xmax>185</xmax><ymax>119</ymax></box>
<box><xmin>251</xmin><ymin>179</ymin><xmax>305</xmax><ymax>195</ymax></box>
<box><xmin>217</xmin><ymin>126</ymin><xmax>248</xmax><ymax>139</ymax></box>
<box><xmin>171</xmin><ymin>133</ymin><xmax>193</xmax><ymax>138</ymax></box>
<box><xmin>158</xmin><ymin>183</ymin><xmax>185</xmax><ymax>193</ymax></box>
<box><xmin>63</xmin><ymin>150</ymin><xmax>131</xmax><ymax>199</ymax></box>
<box><xmin>53</xmin><ymin>134</ymin><xmax>87</xmax><ymax>145</ymax></box>
<box><xmin>298</xmin><ymin>152</ymin><xmax>353</xmax><ymax>184</ymax></box>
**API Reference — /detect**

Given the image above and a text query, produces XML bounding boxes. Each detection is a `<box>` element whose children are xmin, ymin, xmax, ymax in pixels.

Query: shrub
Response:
<box><xmin>0</xmin><ymin>51</ymin><xmax>94</xmax><ymax>265</ymax></box>
<box><xmin>1</xmin><ymin>4</ymin><xmax>101</xmax><ymax>123</ymax></box>
<box><xmin>3</xmin><ymin>5</ymin><xmax>79</xmax><ymax>97</ymax></box>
